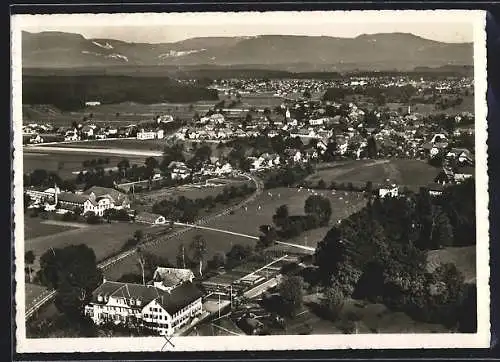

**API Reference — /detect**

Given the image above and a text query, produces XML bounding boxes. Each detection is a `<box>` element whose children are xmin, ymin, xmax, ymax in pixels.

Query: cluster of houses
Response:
<box><xmin>22</xmin><ymin>115</ymin><xmax>175</xmax><ymax>145</ymax></box>
<box><xmin>84</xmin><ymin>267</ymin><xmax>204</xmax><ymax>336</ymax></box>
<box><xmin>25</xmin><ymin>185</ymin><xmax>132</xmax><ymax>216</ymax></box>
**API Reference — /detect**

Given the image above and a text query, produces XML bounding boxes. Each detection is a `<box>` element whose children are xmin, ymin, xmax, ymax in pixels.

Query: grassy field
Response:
<box><xmin>307</xmin><ymin>159</ymin><xmax>440</xmax><ymax>188</ymax></box>
<box><xmin>102</xmin><ymin>185</ymin><xmax>366</xmax><ymax>281</ymax></box>
<box><xmin>207</xmin><ymin>187</ymin><xmax>366</xmax><ymax>238</ymax></box>
<box><xmin>25</xmin><ymin>283</ymin><xmax>49</xmax><ymax>309</ymax></box>
<box><xmin>24</xmin><ymin>217</ymin><xmax>78</xmax><ymax>239</ymax></box>
<box><xmin>50</xmin><ymin>138</ymin><xmax>168</xmax><ymax>152</ymax></box>
<box><xmin>25</xmin><ymin>219</ymin><xmax>160</xmax><ymax>266</ymax></box>
<box><xmin>23</xmin><ymin>100</ymin><xmax>219</xmax><ymax>126</ymax></box>
<box><xmin>24</xmin><ymin>150</ymin><xmax>152</xmax><ymax>179</ymax></box>
<box><xmin>131</xmin><ymin>178</ymin><xmax>253</xmax><ymax>212</ymax></box>
<box><xmin>426</xmin><ymin>245</ymin><xmax>476</xmax><ymax>284</ymax></box>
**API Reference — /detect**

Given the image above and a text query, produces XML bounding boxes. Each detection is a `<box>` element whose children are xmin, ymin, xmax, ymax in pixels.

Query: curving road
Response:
<box><xmin>25</xmin><ymin>172</ymin><xmax>263</xmax><ymax>320</ymax></box>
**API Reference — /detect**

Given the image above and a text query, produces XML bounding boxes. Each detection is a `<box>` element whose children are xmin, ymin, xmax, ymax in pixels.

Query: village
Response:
<box><xmin>23</xmin><ymin>73</ymin><xmax>476</xmax><ymax>338</ymax></box>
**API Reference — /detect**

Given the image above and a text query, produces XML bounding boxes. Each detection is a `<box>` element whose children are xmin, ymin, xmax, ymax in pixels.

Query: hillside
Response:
<box><xmin>22</xmin><ymin>31</ymin><xmax>473</xmax><ymax>71</ymax></box>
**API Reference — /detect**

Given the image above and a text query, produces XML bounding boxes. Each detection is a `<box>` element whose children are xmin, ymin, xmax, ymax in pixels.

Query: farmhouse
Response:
<box><xmin>135</xmin><ymin>212</ymin><xmax>167</xmax><ymax>225</ymax></box>
<box><xmin>84</xmin><ymin>279</ymin><xmax>204</xmax><ymax>336</ymax></box>
<box><xmin>137</xmin><ymin>129</ymin><xmax>164</xmax><ymax>140</ymax></box>
<box><xmin>152</xmin><ymin>267</ymin><xmax>195</xmax><ymax>292</ymax></box>
<box><xmin>47</xmin><ymin>186</ymin><xmax>130</xmax><ymax>216</ymax></box>
<box><xmin>168</xmin><ymin>161</ymin><xmax>192</xmax><ymax>180</ymax></box>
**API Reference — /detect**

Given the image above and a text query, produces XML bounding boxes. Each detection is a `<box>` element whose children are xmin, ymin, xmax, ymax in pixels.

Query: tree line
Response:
<box><xmin>313</xmin><ymin>178</ymin><xmax>476</xmax><ymax>330</ymax></box>
<box><xmin>23</xmin><ymin>75</ymin><xmax>219</xmax><ymax>111</ymax></box>
<box><xmin>258</xmin><ymin>195</ymin><xmax>333</xmax><ymax>247</ymax></box>
<box><xmin>152</xmin><ymin>183</ymin><xmax>256</xmax><ymax>223</ymax></box>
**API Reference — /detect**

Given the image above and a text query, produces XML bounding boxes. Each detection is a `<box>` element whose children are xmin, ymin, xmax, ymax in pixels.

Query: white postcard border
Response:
<box><xmin>12</xmin><ymin>10</ymin><xmax>490</xmax><ymax>353</ymax></box>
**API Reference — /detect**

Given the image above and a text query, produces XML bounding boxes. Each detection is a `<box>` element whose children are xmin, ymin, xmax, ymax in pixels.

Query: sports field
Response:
<box><xmin>307</xmin><ymin>159</ymin><xmax>440</xmax><ymax>188</ymax></box>
<box><xmin>207</xmin><ymin>187</ymin><xmax>366</xmax><ymax>238</ymax></box>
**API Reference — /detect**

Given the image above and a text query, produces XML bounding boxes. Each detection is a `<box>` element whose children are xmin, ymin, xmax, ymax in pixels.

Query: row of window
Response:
<box><xmin>143</xmin><ymin>313</ymin><xmax>168</xmax><ymax>320</ymax></box>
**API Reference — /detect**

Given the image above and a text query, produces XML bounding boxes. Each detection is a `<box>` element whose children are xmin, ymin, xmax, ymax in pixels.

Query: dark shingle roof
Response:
<box><xmin>90</xmin><ymin>280</ymin><xmax>203</xmax><ymax>315</ymax></box>
<box><xmin>83</xmin><ymin>186</ymin><xmax>128</xmax><ymax>204</ymax></box>
<box><xmin>58</xmin><ymin>192</ymin><xmax>91</xmax><ymax>205</ymax></box>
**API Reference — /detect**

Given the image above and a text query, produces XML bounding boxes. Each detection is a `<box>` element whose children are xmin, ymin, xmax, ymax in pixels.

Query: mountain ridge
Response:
<box><xmin>22</xmin><ymin>31</ymin><xmax>473</xmax><ymax>71</ymax></box>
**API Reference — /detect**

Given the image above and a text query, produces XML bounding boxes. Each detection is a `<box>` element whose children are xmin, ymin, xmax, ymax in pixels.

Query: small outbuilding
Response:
<box><xmin>135</xmin><ymin>211</ymin><xmax>167</xmax><ymax>225</ymax></box>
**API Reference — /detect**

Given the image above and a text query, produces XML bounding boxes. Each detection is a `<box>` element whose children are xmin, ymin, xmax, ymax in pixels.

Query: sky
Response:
<box><xmin>19</xmin><ymin>11</ymin><xmax>476</xmax><ymax>44</ymax></box>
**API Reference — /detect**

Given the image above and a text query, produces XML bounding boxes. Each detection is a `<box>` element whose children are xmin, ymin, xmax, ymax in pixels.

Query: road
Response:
<box><xmin>25</xmin><ymin>172</ymin><xmax>263</xmax><ymax>320</ymax></box>
<box><xmin>173</xmin><ymin>222</ymin><xmax>315</xmax><ymax>252</ymax></box>
<box><xmin>24</xmin><ymin>145</ymin><xmax>163</xmax><ymax>157</ymax></box>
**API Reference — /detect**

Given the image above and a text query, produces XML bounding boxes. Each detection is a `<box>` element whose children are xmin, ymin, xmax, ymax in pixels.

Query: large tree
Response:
<box><xmin>322</xmin><ymin>286</ymin><xmax>345</xmax><ymax>321</ymax></box>
<box><xmin>25</xmin><ymin>250</ymin><xmax>35</xmax><ymax>283</ymax></box>
<box><xmin>272</xmin><ymin>204</ymin><xmax>290</xmax><ymax>231</ymax></box>
<box><xmin>37</xmin><ymin>245</ymin><xmax>103</xmax><ymax>319</ymax></box>
<box><xmin>278</xmin><ymin>275</ymin><xmax>304</xmax><ymax>317</ymax></box>
<box><xmin>190</xmin><ymin>234</ymin><xmax>207</xmax><ymax>276</ymax></box>
<box><xmin>304</xmin><ymin>195</ymin><xmax>332</xmax><ymax>226</ymax></box>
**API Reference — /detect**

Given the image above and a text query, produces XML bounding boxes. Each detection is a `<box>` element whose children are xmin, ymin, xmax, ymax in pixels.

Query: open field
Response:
<box><xmin>207</xmin><ymin>187</ymin><xmax>366</xmax><ymax>238</ymax></box>
<box><xmin>24</xmin><ymin>149</ymin><xmax>155</xmax><ymax>179</ymax></box>
<box><xmin>427</xmin><ymin>245</ymin><xmax>476</xmax><ymax>284</ymax></box>
<box><xmin>131</xmin><ymin>177</ymin><xmax>253</xmax><ymax>212</ymax></box>
<box><xmin>102</xmin><ymin>185</ymin><xmax>366</xmax><ymax>282</ymax></box>
<box><xmin>50</xmin><ymin>138</ymin><xmax>168</xmax><ymax>152</ymax></box>
<box><xmin>23</xmin><ymin>100</ymin><xmax>219</xmax><ymax>126</ymax></box>
<box><xmin>24</xmin><ymin>216</ymin><xmax>78</xmax><ymax>239</ymax></box>
<box><xmin>25</xmin><ymin>219</ymin><xmax>161</xmax><ymax>267</ymax></box>
<box><xmin>307</xmin><ymin>159</ymin><xmax>440</xmax><ymax>188</ymax></box>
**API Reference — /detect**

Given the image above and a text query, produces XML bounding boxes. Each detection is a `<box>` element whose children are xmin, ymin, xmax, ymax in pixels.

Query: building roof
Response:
<box><xmin>83</xmin><ymin>186</ymin><xmax>128</xmax><ymax>204</ymax></box>
<box><xmin>91</xmin><ymin>280</ymin><xmax>203</xmax><ymax>315</ymax></box>
<box><xmin>153</xmin><ymin>267</ymin><xmax>195</xmax><ymax>288</ymax></box>
<box><xmin>136</xmin><ymin>211</ymin><xmax>165</xmax><ymax>224</ymax></box>
<box><xmin>58</xmin><ymin>192</ymin><xmax>91</xmax><ymax>205</ymax></box>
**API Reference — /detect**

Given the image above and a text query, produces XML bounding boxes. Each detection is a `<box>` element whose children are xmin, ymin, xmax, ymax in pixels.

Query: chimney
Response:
<box><xmin>102</xmin><ymin>276</ymin><xmax>106</xmax><ymax>284</ymax></box>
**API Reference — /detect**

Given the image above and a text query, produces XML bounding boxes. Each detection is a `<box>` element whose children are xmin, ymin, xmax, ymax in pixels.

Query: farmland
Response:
<box><xmin>47</xmin><ymin>138</ymin><xmax>168</xmax><ymax>152</ymax></box>
<box><xmin>24</xmin><ymin>149</ymin><xmax>153</xmax><ymax>179</ymax></box>
<box><xmin>25</xmin><ymin>219</ymin><xmax>160</xmax><ymax>267</ymax></box>
<box><xmin>24</xmin><ymin>216</ymin><xmax>78</xmax><ymax>239</ymax></box>
<box><xmin>22</xmin><ymin>99</ymin><xmax>219</xmax><ymax>126</ymax></box>
<box><xmin>103</xmin><ymin>186</ymin><xmax>366</xmax><ymax>281</ymax></box>
<box><xmin>307</xmin><ymin>159</ymin><xmax>441</xmax><ymax>189</ymax></box>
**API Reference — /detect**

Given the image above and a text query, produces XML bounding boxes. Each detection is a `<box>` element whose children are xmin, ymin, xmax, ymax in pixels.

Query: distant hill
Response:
<box><xmin>22</xmin><ymin>31</ymin><xmax>473</xmax><ymax>71</ymax></box>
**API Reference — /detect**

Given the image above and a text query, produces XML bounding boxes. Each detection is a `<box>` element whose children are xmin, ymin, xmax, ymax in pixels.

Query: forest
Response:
<box><xmin>22</xmin><ymin>75</ymin><xmax>219</xmax><ymax>111</ymax></box>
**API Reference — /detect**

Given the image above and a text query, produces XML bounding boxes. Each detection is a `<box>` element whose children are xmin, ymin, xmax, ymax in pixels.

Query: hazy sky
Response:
<box><xmin>20</xmin><ymin>12</ymin><xmax>475</xmax><ymax>44</ymax></box>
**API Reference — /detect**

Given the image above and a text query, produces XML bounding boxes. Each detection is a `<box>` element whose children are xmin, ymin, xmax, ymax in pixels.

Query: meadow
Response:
<box><xmin>25</xmin><ymin>218</ymin><xmax>159</xmax><ymax>267</ymax></box>
<box><xmin>24</xmin><ymin>216</ymin><xmax>78</xmax><ymax>239</ymax></box>
<box><xmin>307</xmin><ymin>159</ymin><xmax>440</xmax><ymax>189</ymax></box>
<box><xmin>52</xmin><ymin>138</ymin><xmax>168</xmax><ymax>152</ymax></box>
<box><xmin>23</xmin><ymin>99</ymin><xmax>218</xmax><ymax>126</ymax></box>
<box><xmin>23</xmin><ymin>149</ymin><xmax>152</xmax><ymax>179</ymax></box>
